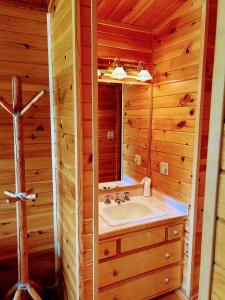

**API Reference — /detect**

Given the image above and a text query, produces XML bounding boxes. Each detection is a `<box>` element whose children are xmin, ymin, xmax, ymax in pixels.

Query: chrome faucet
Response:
<box><xmin>104</xmin><ymin>194</ymin><xmax>111</xmax><ymax>205</ymax></box>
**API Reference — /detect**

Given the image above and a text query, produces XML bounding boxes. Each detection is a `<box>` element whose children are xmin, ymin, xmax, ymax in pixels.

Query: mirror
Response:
<box><xmin>98</xmin><ymin>81</ymin><xmax>152</xmax><ymax>189</ymax></box>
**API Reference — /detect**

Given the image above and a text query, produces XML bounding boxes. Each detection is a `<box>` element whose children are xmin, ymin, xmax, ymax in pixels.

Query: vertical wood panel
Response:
<box><xmin>49</xmin><ymin>0</ymin><xmax>77</xmax><ymax>298</ymax></box>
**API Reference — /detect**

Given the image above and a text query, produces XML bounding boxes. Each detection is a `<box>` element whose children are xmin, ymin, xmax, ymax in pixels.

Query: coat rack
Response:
<box><xmin>0</xmin><ymin>76</ymin><xmax>45</xmax><ymax>300</ymax></box>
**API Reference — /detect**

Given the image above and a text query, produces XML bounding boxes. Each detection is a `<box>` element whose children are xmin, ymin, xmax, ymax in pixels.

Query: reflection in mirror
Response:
<box><xmin>98</xmin><ymin>82</ymin><xmax>152</xmax><ymax>189</ymax></box>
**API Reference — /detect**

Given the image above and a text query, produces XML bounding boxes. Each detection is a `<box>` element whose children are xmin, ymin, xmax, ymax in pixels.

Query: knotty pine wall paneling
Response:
<box><xmin>152</xmin><ymin>0</ymin><xmax>202</xmax><ymax>296</ymax></box>
<box><xmin>152</xmin><ymin>0</ymin><xmax>216</xmax><ymax>297</ymax></box>
<box><xmin>0</xmin><ymin>2</ymin><xmax>54</xmax><ymax>297</ymax></box>
<box><xmin>123</xmin><ymin>85</ymin><xmax>152</xmax><ymax>182</ymax></box>
<box><xmin>49</xmin><ymin>0</ymin><xmax>96</xmax><ymax>299</ymax></box>
<box><xmin>98</xmin><ymin>20</ymin><xmax>154</xmax><ymax>68</ymax></box>
<box><xmin>49</xmin><ymin>0</ymin><xmax>78</xmax><ymax>298</ymax></box>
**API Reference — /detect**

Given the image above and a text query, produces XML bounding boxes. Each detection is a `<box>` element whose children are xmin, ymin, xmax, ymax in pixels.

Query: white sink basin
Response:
<box><xmin>99</xmin><ymin>197</ymin><xmax>166</xmax><ymax>226</ymax></box>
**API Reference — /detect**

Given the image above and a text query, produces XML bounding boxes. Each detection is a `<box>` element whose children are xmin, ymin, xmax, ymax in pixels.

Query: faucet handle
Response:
<box><xmin>124</xmin><ymin>191</ymin><xmax>130</xmax><ymax>201</ymax></box>
<box><xmin>104</xmin><ymin>194</ymin><xmax>111</xmax><ymax>204</ymax></box>
<box><xmin>115</xmin><ymin>192</ymin><xmax>122</xmax><ymax>204</ymax></box>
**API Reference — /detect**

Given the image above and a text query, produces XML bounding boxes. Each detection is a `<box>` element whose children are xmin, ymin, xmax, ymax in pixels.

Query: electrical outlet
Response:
<box><xmin>134</xmin><ymin>154</ymin><xmax>142</xmax><ymax>166</ymax></box>
<box><xmin>160</xmin><ymin>162</ymin><xmax>169</xmax><ymax>175</ymax></box>
<box><xmin>107</xmin><ymin>131</ymin><xmax>115</xmax><ymax>140</ymax></box>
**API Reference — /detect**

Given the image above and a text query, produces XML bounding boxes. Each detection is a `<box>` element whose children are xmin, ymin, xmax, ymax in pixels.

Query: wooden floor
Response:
<box><xmin>155</xmin><ymin>292</ymin><xmax>182</xmax><ymax>299</ymax></box>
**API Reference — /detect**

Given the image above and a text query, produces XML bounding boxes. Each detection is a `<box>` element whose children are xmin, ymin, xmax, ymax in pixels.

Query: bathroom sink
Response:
<box><xmin>99</xmin><ymin>198</ymin><xmax>166</xmax><ymax>226</ymax></box>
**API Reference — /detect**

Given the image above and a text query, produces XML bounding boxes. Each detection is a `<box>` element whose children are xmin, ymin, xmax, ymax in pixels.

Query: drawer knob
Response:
<box><xmin>165</xmin><ymin>252</ymin><xmax>171</xmax><ymax>259</ymax></box>
<box><xmin>113</xmin><ymin>269</ymin><xmax>118</xmax><ymax>277</ymax></box>
<box><xmin>104</xmin><ymin>249</ymin><xmax>110</xmax><ymax>256</ymax></box>
<box><xmin>165</xmin><ymin>277</ymin><xmax>170</xmax><ymax>284</ymax></box>
<box><xmin>174</xmin><ymin>230</ymin><xmax>179</xmax><ymax>235</ymax></box>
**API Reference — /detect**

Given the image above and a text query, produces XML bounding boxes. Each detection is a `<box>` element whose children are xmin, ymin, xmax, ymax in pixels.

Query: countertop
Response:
<box><xmin>99</xmin><ymin>190</ymin><xmax>188</xmax><ymax>240</ymax></box>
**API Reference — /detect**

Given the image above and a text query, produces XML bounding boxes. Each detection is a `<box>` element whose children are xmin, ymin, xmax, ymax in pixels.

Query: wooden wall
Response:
<box><xmin>211</xmin><ymin>124</ymin><xmax>225</xmax><ymax>298</ymax></box>
<box><xmin>152</xmin><ymin>0</ymin><xmax>217</xmax><ymax>297</ymax></box>
<box><xmin>152</xmin><ymin>0</ymin><xmax>202</xmax><ymax>203</ymax></box>
<box><xmin>49</xmin><ymin>0</ymin><xmax>95</xmax><ymax>299</ymax></box>
<box><xmin>0</xmin><ymin>2</ymin><xmax>54</xmax><ymax>297</ymax></box>
<box><xmin>98</xmin><ymin>20</ymin><xmax>153</xmax><ymax>66</ymax></box>
<box><xmin>50</xmin><ymin>0</ymin><xmax>77</xmax><ymax>298</ymax></box>
<box><xmin>191</xmin><ymin>0</ymin><xmax>217</xmax><ymax>295</ymax></box>
<box><xmin>98</xmin><ymin>83</ymin><xmax>122</xmax><ymax>183</ymax></box>
<box><xmin>123</xmin><ymin>85</ymin><xmax>151</xmax><ymax>181</ymax></box>
<box><xmin>152</xmin><ymin>0</ymin><xmax>202</xmax><ymax>295</ymax></box>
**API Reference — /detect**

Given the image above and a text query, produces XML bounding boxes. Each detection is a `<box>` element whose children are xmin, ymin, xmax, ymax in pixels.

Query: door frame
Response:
<box><xmin>199</xmin><ymin>0</ymin><xmax>225</xmax><ymax>298</ymax></box>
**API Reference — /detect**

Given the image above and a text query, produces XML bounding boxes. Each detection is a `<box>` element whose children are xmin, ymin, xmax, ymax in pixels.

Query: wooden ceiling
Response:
<box><xmin>8</xmin><ymin>0</ymin><xmax>49</xmax><ymax>9</ymax></box>
<box><xmin>97</xmin><ymin>0</ymin><xmax>187</xmax><ymax>30</ymax></box>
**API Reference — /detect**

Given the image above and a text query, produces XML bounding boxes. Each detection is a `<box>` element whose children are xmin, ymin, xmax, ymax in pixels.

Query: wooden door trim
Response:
<box><xmin>91</xmin><ymin>0</ymin><xmax>99</xmax><ymax>299</ymax></box>
<box><xmin>186</xmin><ymin>0</ymin><xmax>209</xmax><ymax>296</ymax></box>
<box><xmin>199</xmin><ymin>0</ymin><xmax>225</xmax><ymax>298</ymax></box>
<box><xmin>46</xmin><ymin>11</ymin><xmax>59</xmax><ymax>288</ymax></box>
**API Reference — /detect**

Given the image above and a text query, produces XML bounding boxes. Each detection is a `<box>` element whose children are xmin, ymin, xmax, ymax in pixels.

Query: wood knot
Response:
<box><xmin>170</xmin><ymin>27</ymin><xmax>176</xmax><ymax>34</ymax></box>
<box><xmin>176</xmin><ymin>120</ymin><xmax>186</xmax><ymax>129</ymax></box>
<box><xmin>186</xmin><ymin>47</ymin><xmax>190</xmax><ymax>54</ymax></box>
<box><xmin>181</xmin><ymin>156</ymin><xmax>185</xmax><ymax>161</ymax></box>
<box><xmin>38</xmin><ymin>230</ymin><xmax>43</xmax><ymax>235</ymax></box>
<box><xmin>23</xmin><ymin>43</ymin><xmax>30</xmax><ymax>49</ymax></box>
<box><xmin>164</xmin><ymin>72</ymin><xmax>168</xmax><ymax>77</ymax></box>
<box><xmin>189</xmin><ymin>108</ymin><xmax>195</xmax><ymax>116</ymax></box>
<box><xmin>36</xmin><ymin>125</ymin><xmax>44</xmax><ymax>132</ymax></box>
<box><xmin>31</xmin><ymin>134</ymin><xmax>37</xmax><ymax>140</ymax></box>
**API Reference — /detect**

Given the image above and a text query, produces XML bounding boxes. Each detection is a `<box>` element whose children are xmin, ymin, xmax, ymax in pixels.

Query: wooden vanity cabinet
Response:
<box><xmin>99</xmin><ymin>220</ymin><xmax>184</xmax><ymax>300</ymax></box>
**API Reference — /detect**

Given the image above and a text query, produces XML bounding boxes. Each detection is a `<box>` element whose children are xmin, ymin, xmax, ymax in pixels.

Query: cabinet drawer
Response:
<box><xmin>99</xmin><ymin>240</ymin><xmax>117</xmax><ymax>260</ymax></box>
<box><xmin>167</xmin><ymin>224</ymin><xmax>183</xmax><ymax>240</ymax></box>
<box><xmin>99</xmin><ymin>240</ymin><xmax>181</xmax><ymax>288</ymax></box>
<box><xmin>121</xmin><ymin>227</ymin><xmax>165</xmax><ymax>252</ymax></box>
<box><xmin>99</xmin><ymin>264</ymin><xmax>181</xmax><ymax>300</ymax></box>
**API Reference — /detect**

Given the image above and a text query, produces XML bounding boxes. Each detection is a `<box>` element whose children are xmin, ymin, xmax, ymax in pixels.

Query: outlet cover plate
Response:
<box><xmin>134</xmin><ymin>154</ymin><xmax>142</xmax><ymax>166</ymax></box>
<box><xmin>107</xmin><ymin>131</ymin><xmax>115</xmax><ymax>140</ymax></box>
<box><xmin>160</xmin><ymin>162</ymin><xmax>169</xmax><ymax>175</ymax></box>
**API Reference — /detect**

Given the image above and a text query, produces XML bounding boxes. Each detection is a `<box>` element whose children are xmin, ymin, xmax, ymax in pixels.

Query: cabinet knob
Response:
<box><xmin>174</xmin><ymin>230</ymin><xmax>179</xmax><ymax>235</ymax></box>
<box><xmin>104</xmin><ymin>249</ymin><xmax>109</xmax><ymax>256</ymax></box>
<box><xmin>113</xmin><ymin>269</ymin><xmax>118</xmax><ymax>277</ymax></box>
<box><xmin>165</xmin><ymin>277</ymin><xmax>170</xmax><ymax>284</ymax></box>
<box><xmin>165</xmin><ymin>252</ymin><xmax>171</xmax><ymax>259</ymax></box>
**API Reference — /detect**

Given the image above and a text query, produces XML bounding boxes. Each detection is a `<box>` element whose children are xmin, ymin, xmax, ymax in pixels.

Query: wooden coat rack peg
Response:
<box><xmin>0</xmin><ymin>76</ymin><xmax>45</xmax><ymax>300</ymax></box>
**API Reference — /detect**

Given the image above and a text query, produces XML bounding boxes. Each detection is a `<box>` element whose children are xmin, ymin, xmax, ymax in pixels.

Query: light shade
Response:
<box><xmin>136</xmin><ymin>69</ymin><xmax>152</xmax><ymax>82</ymax></box>
<box><xmin>98</xmin><ymin>69</ymin><xmax>101</xmax><ymax>77</ymax></box>
<box><xmin>111</xmin><ymin>66</ymin><xmax>128</xmax><ymax>80</ymax></box>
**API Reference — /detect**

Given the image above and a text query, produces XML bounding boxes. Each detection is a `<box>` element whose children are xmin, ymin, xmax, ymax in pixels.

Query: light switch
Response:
<box><xmin>160</xmin><ymin>162</ymin><xmax>169</xmax><ymax>175</ymax></box>
<box><xmin>134</xmin><ymin>154</ymin><xmax>142</xmax><ymax>166</ymax></box>
<box><xmin>107</xmin><ymin>131</ymin><xmax>115</xmax><ymax>139</ymax></box>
